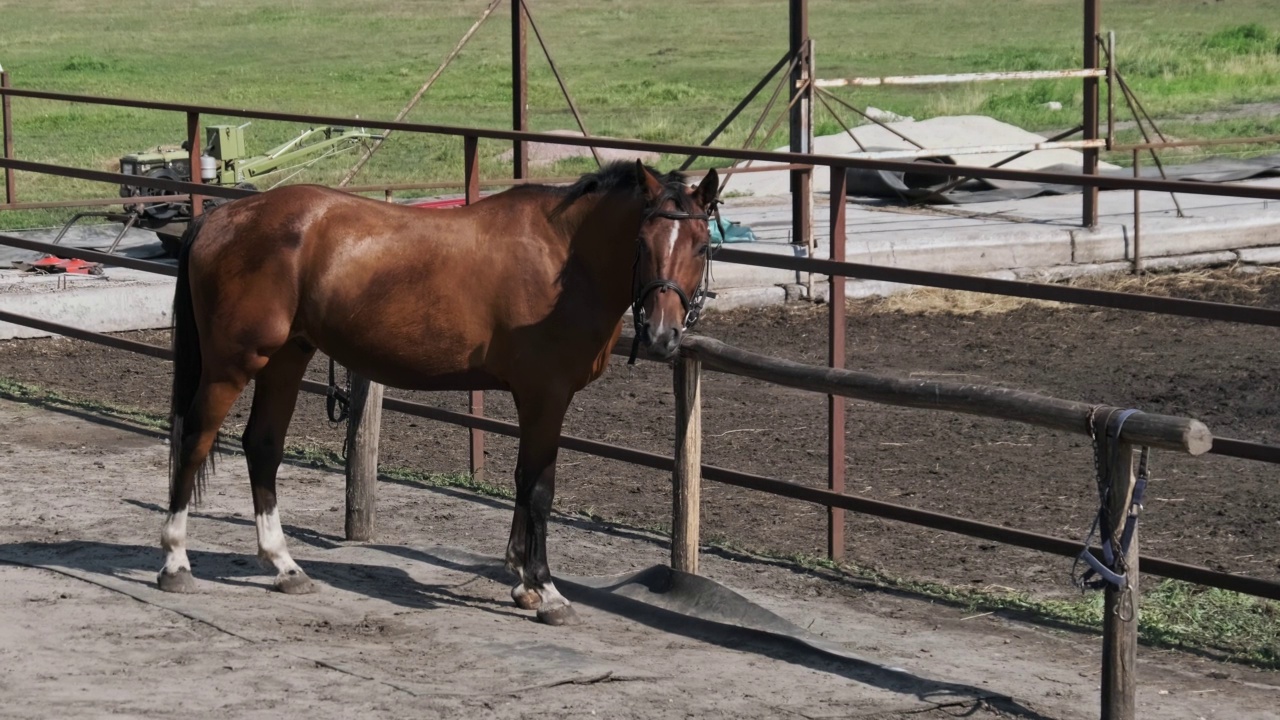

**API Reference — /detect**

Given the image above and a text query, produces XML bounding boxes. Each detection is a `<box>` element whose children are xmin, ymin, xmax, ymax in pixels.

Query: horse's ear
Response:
<box><xmin>695</xmin><ymin>169</ymin><xmax>719</xmax><ymax>208</ymax></box>
<box><xmin>636</xmin><ymin>160</ymin><xmax>664</xmax><ymax>201</ymax></box>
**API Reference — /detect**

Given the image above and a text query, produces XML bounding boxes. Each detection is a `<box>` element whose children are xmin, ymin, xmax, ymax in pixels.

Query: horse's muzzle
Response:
<box><xmin>643</xmin><ymin>324</ymin><xmax>682</xmax><ymax>360</ymax></box>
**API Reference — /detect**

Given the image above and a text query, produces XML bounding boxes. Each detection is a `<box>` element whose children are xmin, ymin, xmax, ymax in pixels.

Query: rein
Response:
<box><xmin>627</xmin><ymin>202</ymin><xmax>723</xmax><ymax>364</ymax></box>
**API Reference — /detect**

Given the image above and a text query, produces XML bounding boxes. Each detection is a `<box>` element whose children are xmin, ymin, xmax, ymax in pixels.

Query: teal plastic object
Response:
<box><xmin>710</xmin><ymin>214</ymin><xmax>758</xmax><ymax>245</ymax></box>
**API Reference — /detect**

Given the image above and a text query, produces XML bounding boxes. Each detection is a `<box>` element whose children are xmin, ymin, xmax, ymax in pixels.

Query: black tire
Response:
<box><xmin>204</xmin><ymin>182</ymin><xmax>259</xmax><ymax>212</ymax></box>
<box><xmin>141</xmin><ymin>167</ymin><xmax>184</xmax><ymax>223</ymax></box>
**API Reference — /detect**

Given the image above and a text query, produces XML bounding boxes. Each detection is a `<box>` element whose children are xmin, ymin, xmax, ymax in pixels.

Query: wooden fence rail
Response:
<box><xmin>655</xmin><ymin>334</ymin><xmax>1203</xmax><ymax>720</ymax></box>
<box><xmin>336</xmin><ymin>331</ymin><xmax>1211</xmax><ymax>719</ymax></box>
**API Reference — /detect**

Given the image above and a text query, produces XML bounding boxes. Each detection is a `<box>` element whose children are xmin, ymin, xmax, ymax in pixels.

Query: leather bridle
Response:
<box><xmin>628</xmin><ymin>201</ymin><xmax>722</xmax><ymax>364</ymax></box>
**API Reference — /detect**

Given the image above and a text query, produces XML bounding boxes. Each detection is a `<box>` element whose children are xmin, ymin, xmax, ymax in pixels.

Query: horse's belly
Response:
<box><xmin>301</xmin><ymin>306</ymin><xmax>505</xmax><ymax>392</ymax></box>
<box><xmin>321</xmin><ymin>342</ymin><xmax>506</xmax><ymax>392</ymax></box>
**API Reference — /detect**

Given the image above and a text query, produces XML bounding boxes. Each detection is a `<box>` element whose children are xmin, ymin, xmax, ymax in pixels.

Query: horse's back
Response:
<box><xmin>187</xmin><ymin>184</ymin><xmax>567</xmax><ymax>390</ymax></box>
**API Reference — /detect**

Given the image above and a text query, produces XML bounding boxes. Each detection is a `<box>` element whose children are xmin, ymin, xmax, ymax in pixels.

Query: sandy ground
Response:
<box><xmin>1</xmin><ymin>398</ymin><xmax>1278</xmax><ymax>719</ymax></box>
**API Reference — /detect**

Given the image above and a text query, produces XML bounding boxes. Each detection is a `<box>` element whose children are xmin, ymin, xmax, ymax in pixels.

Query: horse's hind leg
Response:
<box><xmin>242</xmin><ymin>339</ymin><xmax>316</xmax><ymax>594</ymax></box>
<box><xmin>160</xmin><ymin>378</ymin><xmax>247</xmax><ymax>592</ymax></box>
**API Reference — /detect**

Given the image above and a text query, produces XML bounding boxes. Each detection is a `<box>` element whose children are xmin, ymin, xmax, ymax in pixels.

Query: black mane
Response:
<box><xmin>546</xmin><ymin>161</ymin><xmax>693</xmax><ymax>217</ymax></box>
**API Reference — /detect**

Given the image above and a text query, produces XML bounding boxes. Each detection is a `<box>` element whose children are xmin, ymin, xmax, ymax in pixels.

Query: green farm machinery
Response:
<box><xmin>116</xmin><ymin>123</ymin><xmax>382</xmax><ymax>250</ymax></box>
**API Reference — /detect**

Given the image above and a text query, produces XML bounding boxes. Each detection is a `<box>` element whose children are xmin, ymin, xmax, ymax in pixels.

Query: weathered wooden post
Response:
<box><xmin>672</xmin><ymin>353</ymin><xmax>703</xmax><ymax>574</ymax></box>
<box><xmin>345</xmin><ymin>375</ymin><xmax>384</xmax><ymax>542</ymax></box>
<box><xmin>1101</xmin><ymin>438</ymin><xmax>1139</xmax><ymax>720</ymax></box>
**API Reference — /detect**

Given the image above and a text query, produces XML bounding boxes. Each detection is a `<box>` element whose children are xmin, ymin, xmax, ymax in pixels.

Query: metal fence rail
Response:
<box><xmin>6</xmin><ymin>88</ymin><xmax>1280</xmax><ymax>202</ymax></box>
<box><xmin>2</xmin><ymin>305</ymin><xmax>1277</xmax><ymax>606</ymax></box>
<box><xmin>2</xmin><ymin>31</ymin><xmax>1278</xmax><ymax>716</ymax></box>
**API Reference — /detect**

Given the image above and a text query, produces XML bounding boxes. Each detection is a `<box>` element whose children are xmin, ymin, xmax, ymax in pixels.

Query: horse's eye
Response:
<box><xmin>696</xmin><ymin>244</ymin><xmax>710</xmax><ymax>256</ymax></box>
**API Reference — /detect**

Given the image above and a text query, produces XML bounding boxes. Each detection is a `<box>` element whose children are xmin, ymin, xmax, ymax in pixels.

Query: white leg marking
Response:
<box><xmin>255</xmin><ymin>509</ymin><xmax>303</xmax><ymax>575</ymax></box>
<box><xmin>160</xmin><ymin>509</ymin><xmax>190</xmax><ymax>575</ymax></box>
<box><xmin>538</xmin><ymin>580</ymin><xmax>571</xmax><ymax>611</ymax></box>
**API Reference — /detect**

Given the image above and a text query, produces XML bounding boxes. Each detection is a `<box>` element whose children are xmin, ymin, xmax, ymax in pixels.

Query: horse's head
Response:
<box><xmin>631</xmin><ymin>161</ymin><xmax>720</xmax><ymax>361</ymax></box>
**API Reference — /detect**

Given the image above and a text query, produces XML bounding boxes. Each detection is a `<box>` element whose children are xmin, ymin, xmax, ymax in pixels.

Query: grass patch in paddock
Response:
<box><xmin>2</xmin><ymin>1</ymin><xmax>1280</xmax><ymax>231</ymax></box>
<box><xmin>749</xmin><ymin>548</ymin><xmax>1280</xmax><ymax>670</ymax></box>
<box><xmin>857</xmin><ymin>266</ymin><xmax>1280</xmax><ymax>317</ymax></box>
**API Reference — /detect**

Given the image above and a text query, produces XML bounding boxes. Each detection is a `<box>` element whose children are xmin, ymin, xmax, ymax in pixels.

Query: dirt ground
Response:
<box><xmin>3</xmin><ymin>396</ymin><xmax>1280</xmax><ymax>719</ymax></box>
<box><xmin>0</xmin><ymin>270</ymin><xmax>1277</xmax><ymax>600</ymax></box>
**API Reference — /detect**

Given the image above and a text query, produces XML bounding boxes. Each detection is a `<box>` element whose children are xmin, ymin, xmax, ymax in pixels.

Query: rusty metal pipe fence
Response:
<box><xmin>8</xmin><ymin>88</ymin><xmax>1280</xmax><ymax>201</ymax></box>
<box><xmin>3</xmin><ymin>90</ymin><xmax>1280</xmax><ymax>717</ymax></box>
<box><xmin>1</xmin><ymin>301</ymin><xmax>1277</xmax><ymax>607</ymax></box>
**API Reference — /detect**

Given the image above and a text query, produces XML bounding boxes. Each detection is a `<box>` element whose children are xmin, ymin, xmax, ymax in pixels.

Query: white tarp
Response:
<box><xmin>724</xmin><ymin>115</ymin><xmax>1120</xmax><ymax>197</ymax></box>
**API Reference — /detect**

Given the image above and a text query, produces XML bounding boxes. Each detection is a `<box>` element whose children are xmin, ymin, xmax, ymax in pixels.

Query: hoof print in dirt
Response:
<box><xmin>274</xmin><ymin>570</ymin><xmax>317</xmax><ymax>595</ymax></box>
<box><xmin>536</xmin><ymin>604</ymin><xmax>581</xmax><ymax>627</ymax></box>
<box><xmin>157</xmin><ymin>568</ymin><xmax>199</xmax><ymax>594</ymax></box>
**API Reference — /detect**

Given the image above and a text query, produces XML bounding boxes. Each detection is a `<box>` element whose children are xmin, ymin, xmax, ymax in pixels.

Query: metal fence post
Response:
<box><xmin>512</xmin><ymin>0</ymin><xmax>528</xmax><ymax>179</ymax></box>
<box><xmin>827</xmin><ymin>163</ymin><xmax>848</xmax><ymax>561</ymax></box>
<box><xmin>464</xmin><ymin>135</ymin><xmax>485</xmax><ymax>482</ymax></box>
<box><xmin>186</xmin><ymin>112</ymin><xmax>202</xmax><ymax>218</ymax></box>
<box><xmin>1082</xmin><ymin>0</ymin><xmax>1101</xmax><ymax>228</ymax></box>
<box><xmin>1</xmin><ymin>68</ymin><xmax>15</xmax><ymax>205</ymax></box>
<box><xmin>1132</xmin><ymin>150</ymin><xmax>1141</xmax><ymax>274</ymax></box>
<box><xmin>1106</xmin><ymin>31</ymin><xmax>1116</xmax><ymax>151</ymax></box>
<box><xmin>672</xmin><ymin>354</ymin><xmax>703</xmax><ymax>574</ymax></box>
<box><xmin>345</xmin><ymin>376</ymin><xmax>384</xmax><ymax>541</ymax></box>
<box><xmin>789</xmin><ymin>0</ymin><xmax>811</xmax><ymax>248</ymax></box>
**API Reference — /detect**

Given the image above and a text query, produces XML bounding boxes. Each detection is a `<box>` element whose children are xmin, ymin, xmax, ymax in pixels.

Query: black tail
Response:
<box><xmin>169</xmin><ymin>214</ymin><xmax>214</xmax><ymax>506</ymax></box>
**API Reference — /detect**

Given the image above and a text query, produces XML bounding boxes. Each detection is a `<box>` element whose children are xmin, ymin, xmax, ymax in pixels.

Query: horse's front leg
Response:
<box><xmin>506</xmin><ymin>394</ymin><xmax>578</xmax><ymax>626</ymax></box>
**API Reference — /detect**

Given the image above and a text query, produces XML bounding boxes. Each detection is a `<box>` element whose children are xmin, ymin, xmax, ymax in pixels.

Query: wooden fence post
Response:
<box><xmin>1101</xmin><ymin>440</ymin><xmax>1139</xmax><ymax>720</ymax></box>
<box><xmin>672</xmin><ymin>355</ymin><xmax>702</xmax><ymax>574</ymax></box>
<box><xmin>345</xmin><ymin>375</ymin><xmax>384</xmax><ymax>542</ymax></box>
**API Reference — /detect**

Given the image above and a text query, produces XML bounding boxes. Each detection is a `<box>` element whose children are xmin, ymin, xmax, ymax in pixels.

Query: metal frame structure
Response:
<box><xmin>3</xmin><ymin>86</ymin><xmax>1280</xmax><ymax>719</ymax></box>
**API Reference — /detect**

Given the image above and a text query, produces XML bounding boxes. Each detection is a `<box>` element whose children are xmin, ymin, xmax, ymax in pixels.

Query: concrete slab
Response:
<box><xmin>0</xmin><ymin>267</ymin><xmax>174</xmax><ymax>340</ymax></box>
<box><xmin>711</xmin><ymin>174</ymin><xmax>1280</xmax><ymax>301</ymax></box>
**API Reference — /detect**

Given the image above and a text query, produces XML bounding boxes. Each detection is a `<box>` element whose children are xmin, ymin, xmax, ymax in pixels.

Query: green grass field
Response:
<box><xmin>2</xmin><ymin>0</ymin><xmax>1280</xmax><ymax>228</ymax></box>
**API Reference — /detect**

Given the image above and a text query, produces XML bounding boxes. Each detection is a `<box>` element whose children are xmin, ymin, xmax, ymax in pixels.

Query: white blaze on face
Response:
<box><xmin>255</xmin><ymin>508</ymin><xmax>303</xmax><ymax>576</ymax></box>
<box><xmin>160</xmin><ymin>508</ymin><xmax>190</xmax><ymax>575</ymax></box>
<box><xmin>665</xmin><ymin>221</ymin><xmax>679</xmax><ymax>258</ymax></box>
<box><xmin>649</xmin><ymin>221</ymin><xmax>682</xmax><ymax>338</ymax></box>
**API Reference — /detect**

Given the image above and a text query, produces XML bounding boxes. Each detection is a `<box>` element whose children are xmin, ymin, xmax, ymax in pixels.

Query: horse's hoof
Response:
<box><xmin>536</xmin><ymin>604</ymin><xmax>581</xmax><ymax>627</ymax></box>
<box><xmin>512</xmin><ymin>585</ymin><xmax>542</xmax><ymax>610</ymax></box>
<box><xmin>274</xmin><ymin>569</ymin><xmax>317</xmax><ymax>595</ymax></box>
<box><xmin>157</xmin><ymin>568</ymin><xmax>198</xmax><ymax>594</ymax></box>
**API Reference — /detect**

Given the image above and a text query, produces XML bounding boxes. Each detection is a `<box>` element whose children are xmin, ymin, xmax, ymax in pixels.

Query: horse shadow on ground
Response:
<box><xmin>0</xmin><ymin>536</ymin><xmax>1054</xmax><ymax>720</ymax></box>
<box><xmin>15</xmin><ymin>396</ymin><xmax>1094</xmax><ymax>643</ymax></box>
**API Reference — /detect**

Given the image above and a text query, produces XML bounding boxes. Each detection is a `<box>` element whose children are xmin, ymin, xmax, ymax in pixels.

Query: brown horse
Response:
<box><xmin>159</xmin><ymin>160</ymin><xmax>719</xmax><ymax>625</ymax></box>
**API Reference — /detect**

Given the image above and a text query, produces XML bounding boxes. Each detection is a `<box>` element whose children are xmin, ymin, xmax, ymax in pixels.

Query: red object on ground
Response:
<box><xmin>20</xmin><ymin>255</ymin><xmax>104</xmax><ymax>275</ymax></box>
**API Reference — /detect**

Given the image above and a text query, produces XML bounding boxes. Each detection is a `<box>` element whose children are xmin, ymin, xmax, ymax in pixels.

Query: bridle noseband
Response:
<box><xmin>628</xmin><ymin>202</ymin><xmax>722</xmax><ymax>364</ymax></box>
